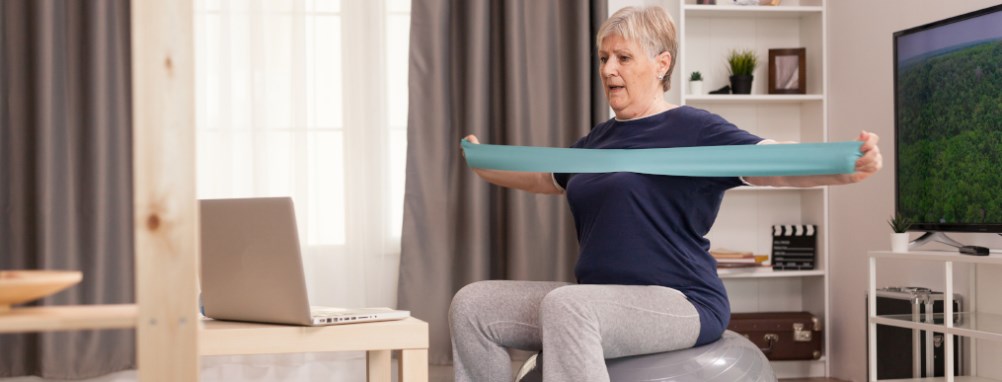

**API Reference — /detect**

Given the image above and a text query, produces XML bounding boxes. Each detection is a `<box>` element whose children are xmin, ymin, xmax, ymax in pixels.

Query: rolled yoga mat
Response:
<box><xmin>461</xmin><ymin>139</ymin><xmax>862</xmax><ymax>177</ymax></box>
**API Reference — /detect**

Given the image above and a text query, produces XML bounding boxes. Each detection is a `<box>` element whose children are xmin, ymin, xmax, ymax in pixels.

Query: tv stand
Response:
<box><xmin>910</xmin><ymin>231</ymin><xmax>965</xmax><ymax>250</ymax></box>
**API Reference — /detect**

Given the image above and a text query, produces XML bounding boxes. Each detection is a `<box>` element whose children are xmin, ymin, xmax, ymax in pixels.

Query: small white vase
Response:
<box><xmin>891</xmin><ymin>233</ymin><xmax>909</xmax><ymax>253</ymax></box>
<box><xmin>689</xmin><ymin>80</ymin><xmax>704</xmax><ymax>96</ymax></box>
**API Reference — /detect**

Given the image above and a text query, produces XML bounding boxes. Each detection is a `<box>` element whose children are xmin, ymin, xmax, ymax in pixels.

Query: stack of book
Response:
<box><xmin>772</xmin><ymin>224</ymin><xmax>817</xmax><ymax>270</ymax></box>
<box><xmin>710</xmin><ymin>249</ymin><xmax>768</xmax><ymax>268</ymax></box>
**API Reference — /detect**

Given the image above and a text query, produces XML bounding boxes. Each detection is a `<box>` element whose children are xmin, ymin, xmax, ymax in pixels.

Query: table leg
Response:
<box><xmin>367</xmin><ymin>350</ymin><xmax>392</xmax><ymax>382</ymax></box>
<box><xmin>400</xmin><ymin>348</ymin><xmax>428</xmax><ymax>382</ymax></box>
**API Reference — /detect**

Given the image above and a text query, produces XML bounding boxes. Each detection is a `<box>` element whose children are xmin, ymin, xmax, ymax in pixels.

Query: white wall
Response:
<box><xmin>827</xmin><ymin>1</ymin><xmax>1002</xmax><ymax>381</ymax></box>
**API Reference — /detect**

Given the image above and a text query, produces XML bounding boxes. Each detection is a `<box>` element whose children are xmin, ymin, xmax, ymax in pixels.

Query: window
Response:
<box><xmin>194</xmin><ymin>0</ymin><xmax>408</xmax><ymax>307</ymax></box>
<box><xmin>194</xmin><ymin>0</ymin><xmax>408</xmax><ymax>247</ymax></box>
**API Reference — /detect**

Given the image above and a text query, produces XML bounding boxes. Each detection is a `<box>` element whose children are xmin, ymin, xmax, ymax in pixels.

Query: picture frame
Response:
<box><xmin>768</xmin><ymin>48</ymin><xmax>806</xmax><ymax>94</ymax></box>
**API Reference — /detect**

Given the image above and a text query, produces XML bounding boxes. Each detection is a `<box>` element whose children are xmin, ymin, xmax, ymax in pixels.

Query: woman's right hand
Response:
<box><xmin>461</xmin><ymin>134</ymin><xmax>479</xmax><ymax>159</ymax></box>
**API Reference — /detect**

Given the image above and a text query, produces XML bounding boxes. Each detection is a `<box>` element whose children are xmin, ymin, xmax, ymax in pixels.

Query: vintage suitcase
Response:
<box><xmin>727</xmin><ymin>311</ymin><xmax>822</xmax><ymax>360</ymax></box>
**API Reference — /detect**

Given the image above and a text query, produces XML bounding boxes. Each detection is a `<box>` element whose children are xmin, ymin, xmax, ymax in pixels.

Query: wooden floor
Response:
<box><xmin>426</xmin><ymin>364</ymin><xmax>848</xmax><ymax>382</ymax></box>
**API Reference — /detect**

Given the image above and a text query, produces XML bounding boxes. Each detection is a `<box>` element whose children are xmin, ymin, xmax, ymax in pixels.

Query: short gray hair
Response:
<box><xmin>597</xmin><ymin>6</ymin><xmax>678</xmax><ymax>91</ymax></box>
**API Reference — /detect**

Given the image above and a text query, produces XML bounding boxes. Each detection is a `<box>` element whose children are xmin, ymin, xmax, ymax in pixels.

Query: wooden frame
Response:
<box><xmin>2</xmin><ymin>2</ymin><xmax>431</xmax><ymax>381</ymax></box>
<box><xmin>131</xmin><ymin>0</ymin><xmax>199</xmax><ymax>380</ymax></box>
<box><xmin>768</xmin><ymin>48</ymin><xmax>806</xmax><ymax>94</ymax></box>
<box><xmin>0</xmin><ymin>1</ymin><xmax>198</xmax><ymax>381</ymax></box>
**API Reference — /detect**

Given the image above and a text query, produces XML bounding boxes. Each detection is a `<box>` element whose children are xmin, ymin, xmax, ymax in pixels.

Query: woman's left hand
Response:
<box><xmin>850</xmin><ymin>130</ymin><xmax>882</xmax><ymax>183</ymax></box>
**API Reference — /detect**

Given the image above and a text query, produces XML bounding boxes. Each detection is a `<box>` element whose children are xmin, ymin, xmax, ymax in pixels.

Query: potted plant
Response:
<box><xmin>887</xmin><ymin>213</ymin><xmax>913</xmax><ymax>252</ymax></box>
<box><xmin>689</xmin><ymin>71</ymin><xmax>704</xmax><ymax>96</ymax></box>
<box><xmin>727</xmin><ymin>49</ymin><xmax>758</xmax><ymax>94</ymax></box>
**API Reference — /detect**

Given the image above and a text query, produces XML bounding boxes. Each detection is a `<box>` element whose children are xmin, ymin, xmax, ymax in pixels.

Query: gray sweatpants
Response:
<box><xmin>449</xmin><ymin>280</ymin><xmax>702</xmax><ymax>382</ymax></box>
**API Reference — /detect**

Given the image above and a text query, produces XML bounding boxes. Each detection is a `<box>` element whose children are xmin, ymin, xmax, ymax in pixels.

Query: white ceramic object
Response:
<box><xmin>891</xmin><ymin>233</ymin><xmax>909</xmax><ymax>253</ymax></box>
<box><xmin>689</xmin><ymin>80</ymin><xmax>704</xmax><ymax>96</ymax></box>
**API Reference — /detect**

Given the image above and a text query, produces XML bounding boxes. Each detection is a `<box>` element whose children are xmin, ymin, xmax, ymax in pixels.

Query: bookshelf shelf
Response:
<box><xmin>683</xmin><ymin>4</ymin><xmax>824</xmax><ymax>19</ymax></box>
<box><xmin>718</xmin><ymin>268</ymin><xmax>824</xmax><ymax>279</ymax></box>
<box><xmin>684</xmin><ymin>94</ymin><xmax>824</xmax><ymax>104</ymax></box>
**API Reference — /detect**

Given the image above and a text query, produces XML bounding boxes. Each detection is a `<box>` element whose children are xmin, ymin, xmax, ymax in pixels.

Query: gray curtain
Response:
<box><xmin>0</xmin><ymin>0</ymin><xmax>135</xmax><ymax>378</ymax></box>
<box><xmin>399</xmin><ymin>0</ymin><xmax>608</xmax><ymax>365</ymax></box>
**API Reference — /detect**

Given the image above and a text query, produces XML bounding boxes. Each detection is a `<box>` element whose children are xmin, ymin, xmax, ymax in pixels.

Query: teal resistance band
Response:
<box><xmin>461</xmin><ymin>140</ymin><xmax>862</xmax><ymax>177</ymax></box>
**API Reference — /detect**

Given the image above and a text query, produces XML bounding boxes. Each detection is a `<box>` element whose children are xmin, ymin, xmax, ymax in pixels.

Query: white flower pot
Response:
<box><xmin>689</xmin><ymin>81</ymin><xmax>704</xmax><ymax>96</ymax></box>
<box><xmin>891</xmin><ymin>233</ymin><xmax>909</xmax><ymax>253</ymax></box>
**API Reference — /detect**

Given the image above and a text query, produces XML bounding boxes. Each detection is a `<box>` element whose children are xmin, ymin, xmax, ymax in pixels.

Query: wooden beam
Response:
<box><xmin>366</xmin><ymin>350</ymin><xmax>392</xmax><ymax>382</ymax></box>
<box><xmin>0</xmin><ymin>305</ymin><xmax>137</xmax><ymax>333</ymax></box>
<box><xmin>130</xmin><ymin>0</ymin><xmax>199</xmax><ymax>380</ymax></box>
<box><xmin>400</xmin><ymin>349</ymin><xmax>429</xmax><ymax>382</ymax></box>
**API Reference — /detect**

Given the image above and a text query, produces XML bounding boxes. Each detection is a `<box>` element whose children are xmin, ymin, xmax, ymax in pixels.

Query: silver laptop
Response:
<box><xmin>199</xmin><ymin>196</ymin><xmax>410</xmax><ymax>326</ymax></box>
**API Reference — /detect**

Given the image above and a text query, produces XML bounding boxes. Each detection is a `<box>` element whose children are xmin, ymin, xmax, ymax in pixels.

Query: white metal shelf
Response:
<box><xmin>867</xmin><ymin>249</ymin><xmax>1002</xmax><ymax>381</ymax></box>
<box><xmin>870</xmin><ymin>312</ymin><xmax>1002</xmax><ymax>342</ymax></box>
<box><xmin>684</xmin><ymin>5</ymin><xmax>824</xmax><ymax>18</ymax></box>
<box><xmin>871</xmin><ymin>250</ymin><xmax>1002</xmax><ymax>266</ymax></box>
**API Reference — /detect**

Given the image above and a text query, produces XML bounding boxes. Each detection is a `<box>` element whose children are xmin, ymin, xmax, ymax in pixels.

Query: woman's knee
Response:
<box><xmin>450</xmin><ymin>280</ymin><xmax>506</xmax><ymax>325</ymax></box>
<box><xmin>539</xmin><ymin>286</ymin><xmax>594</xmax><ymax>324</ymax></box>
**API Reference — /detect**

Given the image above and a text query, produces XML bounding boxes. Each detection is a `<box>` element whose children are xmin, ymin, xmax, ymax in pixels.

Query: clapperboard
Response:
<box><xmin>772</xmin><ymin>224</ymin><xmax>817</xmax><ymax>270</ymax></box>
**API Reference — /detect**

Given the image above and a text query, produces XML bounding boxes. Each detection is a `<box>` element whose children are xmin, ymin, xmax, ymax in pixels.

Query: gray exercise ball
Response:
<box><xmin>514</xmin><ymin>330</ymin><xmax>776</xmax><ymax>382</ymax></box>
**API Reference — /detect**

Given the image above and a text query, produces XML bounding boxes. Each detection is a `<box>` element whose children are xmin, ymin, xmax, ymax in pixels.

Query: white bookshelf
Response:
<box><xmin>675</xmin><ymin>0</ymin><xmax>829</xmax><ymax>378</ymax></box>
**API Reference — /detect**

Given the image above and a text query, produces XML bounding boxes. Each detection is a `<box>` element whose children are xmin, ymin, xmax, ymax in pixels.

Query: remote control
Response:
<box><xmin>959</xmin><ymin>245</ymin><xmax>989</xmax><ymax>256</ymax></box>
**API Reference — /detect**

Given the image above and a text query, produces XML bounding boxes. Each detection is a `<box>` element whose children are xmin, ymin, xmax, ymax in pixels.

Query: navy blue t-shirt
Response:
<box><xmin>554</xmin><ymin>105</ymin><xmax>763</xmax><ymax>346</ymax></box>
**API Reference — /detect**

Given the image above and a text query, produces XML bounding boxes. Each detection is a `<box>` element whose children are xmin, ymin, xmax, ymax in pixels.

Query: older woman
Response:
<box><xmin>452</xmin><ymin>5</ymin><xmax>881</xmax><ymax>382</ymax></box>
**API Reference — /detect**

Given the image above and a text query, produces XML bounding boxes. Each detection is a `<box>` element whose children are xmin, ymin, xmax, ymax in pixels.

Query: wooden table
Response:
<box><xmin>200</xmin><ymin>317</ymin><xmax>429</xmax><ymax>382</ymax></box>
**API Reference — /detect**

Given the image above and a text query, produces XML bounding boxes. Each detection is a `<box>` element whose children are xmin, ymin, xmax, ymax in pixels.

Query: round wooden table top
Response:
<box><xmin>0</xmin><ymin>270</ymin><xmax>83</xmax><ymax>313</ymax></box>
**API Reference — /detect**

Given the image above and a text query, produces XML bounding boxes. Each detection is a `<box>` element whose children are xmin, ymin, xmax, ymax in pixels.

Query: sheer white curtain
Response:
<box><xmin>194</xmin><ymin>0</ymin><xmax>409</xmax><ymax>379</ymax></box>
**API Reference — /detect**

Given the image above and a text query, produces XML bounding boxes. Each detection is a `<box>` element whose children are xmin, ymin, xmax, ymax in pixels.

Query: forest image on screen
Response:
<box><xmin>896</xmin><ymin>28</ymin><xmax>1002</xmax><ymax>227</ymax></box>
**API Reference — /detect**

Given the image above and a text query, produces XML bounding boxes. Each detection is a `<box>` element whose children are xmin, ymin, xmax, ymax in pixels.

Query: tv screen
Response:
<box><xmin>894</xmin><ymin>4</ymin><xmax>1002</xmax><ymax>233</ymax></box>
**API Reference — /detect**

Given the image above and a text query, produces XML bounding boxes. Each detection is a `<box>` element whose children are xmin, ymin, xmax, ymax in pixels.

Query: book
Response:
<box><xmin>710</xmin><ymin>248</ymin><xmax>755</xmax><ymax>259</ymax></box>
<box><xmin>711</xmin><ymin>248</ymin><xmax>769</xmax><ymax>268</ymax></box>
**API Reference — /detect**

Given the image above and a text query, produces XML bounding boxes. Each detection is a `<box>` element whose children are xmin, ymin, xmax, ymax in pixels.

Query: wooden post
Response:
<box><xmin>366</xmin><ymin>350</ymin><xmax>392</xmax><ymax>382</ymax></box>
<box><xmin>131</xmin><ymin>0</ymin><xmax>199</xmax><ymax>380</ymax></box>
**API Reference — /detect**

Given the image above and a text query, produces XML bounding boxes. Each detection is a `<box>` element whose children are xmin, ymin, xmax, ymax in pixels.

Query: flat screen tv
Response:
<box><xmin>893</xmin><ymin>4</ymin><xmax>1002</xmax><ymax>238</ymax></box>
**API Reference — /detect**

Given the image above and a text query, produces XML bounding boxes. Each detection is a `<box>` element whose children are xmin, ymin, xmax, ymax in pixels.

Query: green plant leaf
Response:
<box><xmin>887</xmin><ymin>213</ymin><xmax>913</xmax><ymax>233</ymax></box>
<box><xmin>727</xmin><ymin>49</ymin><xmax>758</xmax><ymax>76</ymax></box>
